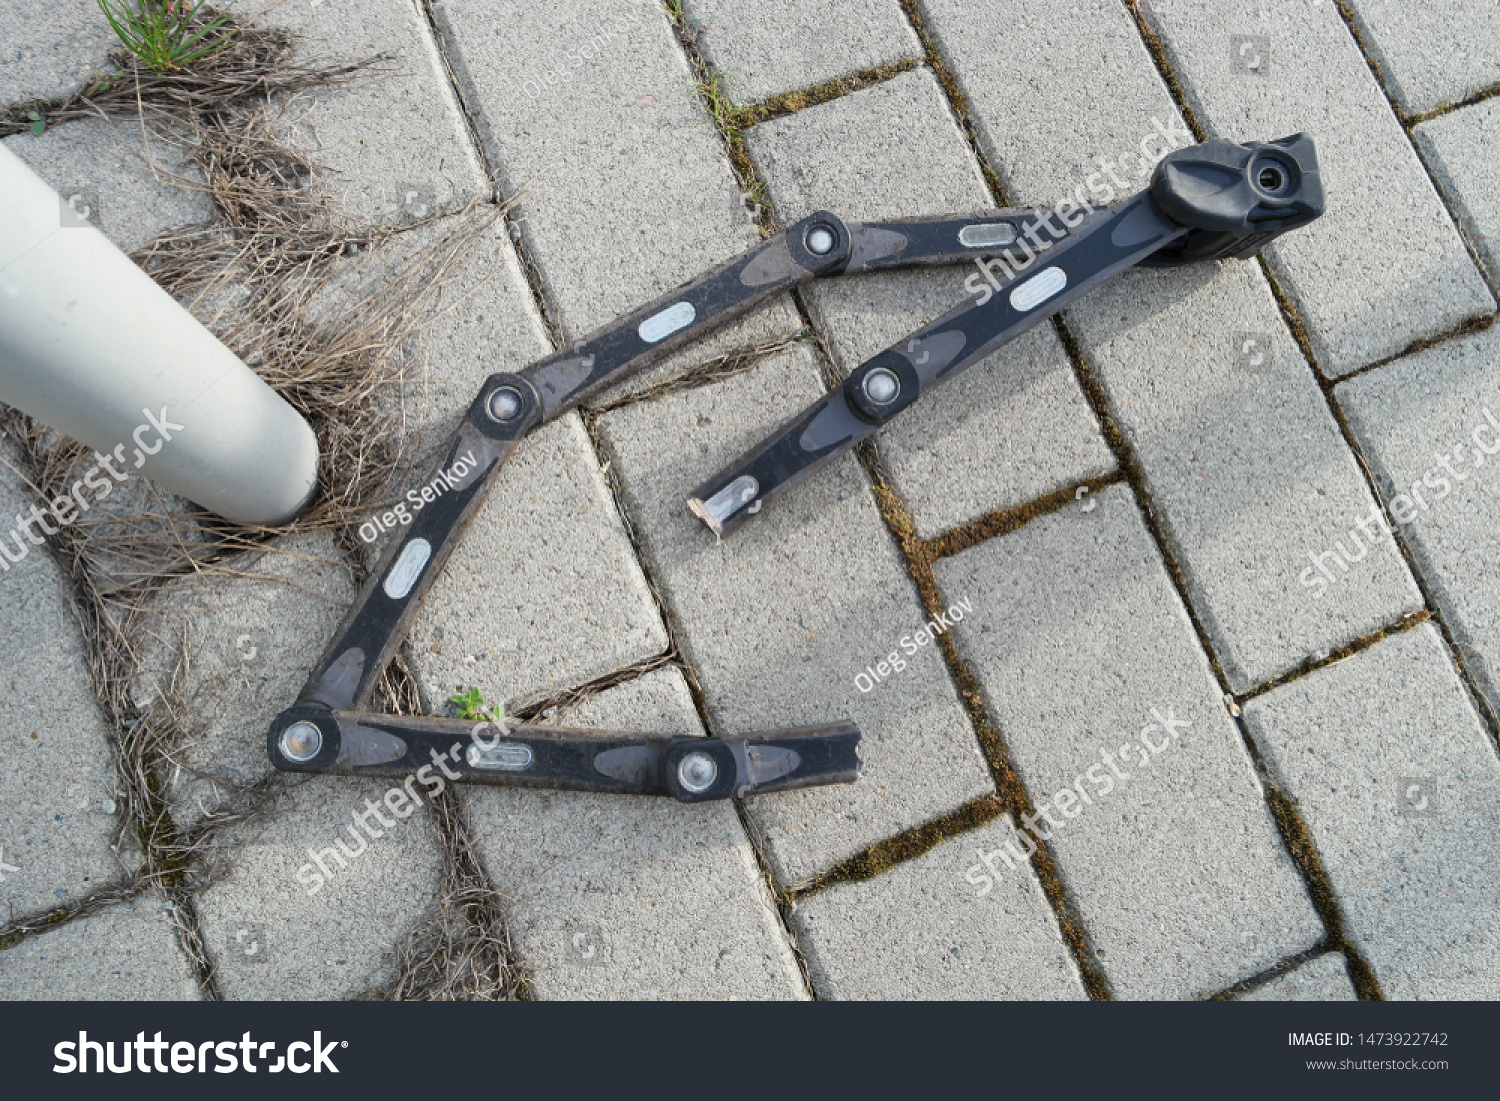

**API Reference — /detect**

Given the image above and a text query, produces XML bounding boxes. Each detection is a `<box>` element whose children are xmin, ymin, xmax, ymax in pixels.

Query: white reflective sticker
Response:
<box><xmin>1009</xmin><ymin>266</ymin><xmax>1068</xmax><ymax>312</ymax></box>
<box><xmin>383</xmin><ymin>538</ymin><xmax>431</xmax><ymax>600</ymax></box>
<box><xmin>958</xmin><ymin>222</ymin><xmax>1018</xmax><ymax>248</ymax></box>
<box><xmin>638</xmin><ymin>301</ymin><xmax>697</xmax><ymax>343</ymax></box>
<box><xmin>467</xmin><ymin>741</ymin><xmax>534</xmax><ymax>770</ymax></box>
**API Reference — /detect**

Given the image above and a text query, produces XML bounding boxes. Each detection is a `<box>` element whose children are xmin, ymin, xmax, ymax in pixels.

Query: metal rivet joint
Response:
<box><xmin>487</xmin><ymin>386</ymin><xmax>524</xmax><ymax>422</ymax></box>
<box><xmin>677</xmin><ymin>751</ymin><xmax>719</xmax><ymax>794</ymax></box>
<box><xmin>862</xmin><ymin>367</ymin><xmax>901</xmax><ymax>405</ymax></box>
<box><xmin>805</xmin><ymin>225</ymin><xmax>836</xmax><ymax>255</ymax></box>
<box><xmin>280</xmin><ymin>721</ymin><xmax>323</xmax><ymax>762</ymax></box>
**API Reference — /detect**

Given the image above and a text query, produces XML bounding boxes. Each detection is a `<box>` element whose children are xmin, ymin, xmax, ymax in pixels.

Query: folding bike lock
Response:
<box><xmin>270</xmin><ymin>134</ymin><xmax>1325</xmax><ymax>802</ymax></box>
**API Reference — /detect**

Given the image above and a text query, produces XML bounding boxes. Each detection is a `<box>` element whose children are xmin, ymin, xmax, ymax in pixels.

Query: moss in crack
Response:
<box><xmin>802</xmin><ymin>795</ymin><xmax>1006</xmax><ymax>888</ymax></box>
<box><xmin>663</xmin><ymin>1</ymin><xmax>776</xmax><ymax>236</ymax></box>
<box><xmin>1207</xmin><ymin>943</ymin><xmax>1339</xmax><ymax>1001</ymax></box>
<box><xmin>733</xmin><ymin>59</ymin><xmax>919</xmax><ymax>128</ymax></box>
<box><xmin>1122</xmin><ymin>1</ymin><xmax>1208</xmax><ymax>143</ymax></box>
<box><xmin>924</xmin><ymin>472</ymin><xmax>1126</xmax><ymax>563</ymax></box>
<box><xmin>1234</xmin><ymin>610</ymin><xmax>1429</xmax><ymax>706</ymax></box>
<box><xmin>1259</xmin><ymin>785</ymin><xmax>1384</xmax><ymax>999</ymax></box>
<box><xmin>1403</xmin><ymin>78</ymin><xmax>1500</xmax><ymax>126</ymax></box>
<box><xmin>895</xmin><ymin>0</ymin><xmax>1012</xmax><ymax>205</ymax></box>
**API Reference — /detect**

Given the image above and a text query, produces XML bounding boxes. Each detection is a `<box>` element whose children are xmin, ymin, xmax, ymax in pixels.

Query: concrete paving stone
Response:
<box><xmin>1236</xmin><ymin>953</ymin><xmax>1357</xmax><ymax>1002</ymax></box>
<box><xmin>1242</xmin><ymin>624</ymin><xmax>1500</xmax><ymax>1000</ymax></box>
<box><xmin>0</xmin><ymin>896</ymin><xmax>201</xmax><ymax>1000</ymax></box>
<box><xmin>1066</xmin><ymin>260</ymin><xmax>1422</xmax><ymax>692</ymax></box>
<box><xmin>934</xmin><ymin>484</ymin><xmax>1322</xmax><ymax>999</ymax></box>
<box><xmin>197</xmin><ymin>774</ymin><xmax>443</xmax><ymax>1000</ymax></box>
<box><xmin>747</xmin><ymin>69</ymin><xmax>1115</xmax><ymax>537</ymax></box>
<box><xmin>1343</xmin><ymin>0</ymin><xmax>1500</xmax><ymax>115</ymax></box>
<box><xmin>918</xmin><ymin>0</ymin><xmax>1187</xmax><ymax>203</ymax></box>
<box><xmin>407</xmin><ymin>411</ymin><xmax>670</xmax><ymax>711</ymax></box>
<box><xmin>237</xmin><ymin>0</ymin><xmax>486</xmax><ymax>226</ymax></box>
<box><xmin>596</xmin><ymin>346</ymin><xmax>995</xmax><ymax>887</ymax></box>
<box><xmin>4</xmin><ymin>116</ymin><xmax>213</xmax><ymax>253</ymax></box>
<box><xmin>431</xmin><ymin>0</ymin><xmax>795</xmax><ymax>343</ymax></box>
<box><xmin>1140</xmin><ymin>0</ymin><xmax>1495</xmax><ymax>376</ymax></box>
<box><xmin>1336</xmin><ymin>324</ymin><xmax>1500</xmax><ymax>715</ymax></box>
<box><xmin>129</xmin><ymin>533</ymin><xmax>356</xmax><ymax>828</ymax></box>
<box><xmin>792</xmin><ymin>818</ymin><xmax>1086</xmax><ymax>1000</ymax></box>
<box><xmin>463</xmin><ymin>667</ymin><xmax>806</xmax><ymax>1000</ymax></box>
<box><xmin>0</xmin><ymin>0</ymin><xmax>114</xmax><ymax>105</ymax></box>
<box><xmin>0</xmin><ymin>440</ymin><xmax>125</xmax><ymax>922</ymax></box>
<box><xmin>682</xmin><ymin>0</ymin><xmax>921</xmax><ymax>104</ymax></box>
<box><xmin>1415</xmin><ymin>99</ymin><xmax>1500</xmax><ymax>290</ymax></box>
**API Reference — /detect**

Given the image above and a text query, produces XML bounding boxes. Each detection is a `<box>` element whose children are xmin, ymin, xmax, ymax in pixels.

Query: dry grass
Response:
<box><xmin>375</xmin><ymin>790</ymin><xmax>525</xmax><ymax>1001</ymax></box>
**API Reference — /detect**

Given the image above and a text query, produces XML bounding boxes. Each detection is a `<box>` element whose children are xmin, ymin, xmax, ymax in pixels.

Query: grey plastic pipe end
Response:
<box><xmin>0</xmin><ymin>143</ymin><xmax>319</xmax><ymax>526</ymax></box>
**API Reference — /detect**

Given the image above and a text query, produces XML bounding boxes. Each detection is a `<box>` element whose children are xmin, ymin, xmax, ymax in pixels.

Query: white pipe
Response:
<box><xmin>0</xmin><ymin>143</ymin><xmax>319</xmax><ymax>525</ymax></box>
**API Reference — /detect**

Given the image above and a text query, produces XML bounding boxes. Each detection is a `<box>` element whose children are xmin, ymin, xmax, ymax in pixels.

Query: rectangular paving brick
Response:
<box><xmin>463</xmin><ymin>668</ymin><xmax>806</xmax><ymax>999</ymax></box>
<box><xmin>919</xmin><ymin>0</ymin><xmax>1186</xmax><ymax>201</ymax></box>
<box><xmin>4</xmin><ymin>118</ymin><xmax>213</xmax><ymax>253</ymax></box>
<box><xmin>1065</xmin><ymin>259</ymin><xmax>1422</xmax><ymax>691</ymax></box>
<box><xmin>1343</xmin><ymin>0</ymin><xmax>1500</xmax><ymax>115</ymax></box>
<box><xmin>431</xmin><ymin>0</ymin><xmax>802</xmax><ymax>353</ymax></box>
<box><xmin>1243</xmin><ymin>624</ymin><xmax>1500</xmax><ymax>1000</ymax></box>
<box><xmin>239</xmin><ymin>0</ymin><xmax>487</xmax><ymax>225</ymax></box>
<box><xmin>408</xmin><ymin>412</ymin><xmax>671</xmax><ymax>711</ymax></box>
<box><xmin>683</xmin><ymin>0</ymin><xmax>921</xmax><ymax>104</ymax></box>
<box><xmin>792</xmin><ymin>817</ymin><xmax>1086</xmax><ymax>1000</ymax></box>
<box><xmin>0</xmin><ymin>0</ymin><xmax>114</xmax><ymax>104</ymax></box>
<box><xmin>747</xmin><ymin>70</ymin><xmax>1116</xmax><ymax>537</ymax></box>
<box><xmin>0</xmin><ymin>897</ymin><xmax>201</xmax><ymax>1000</ymax></box>
<box><xmin>910</xmin><ymin>7</ymin><xmax>1422</xmax><ymax>685</ymax></box>
<box><xmin>197</xmin><ymin>775</ymin><xmax>444</xmax><ymax>1000</ymax></box>
<box><xmin>596</xmin><ymin>346</ymin><xmax>995</xmax><ymax>887</ymax></box>
<box><xmin>934</xmin><ymin>484</ymin><xmax>1321</xmax><ymax>999</ymax></box>
<box><xmin>130</xmin><ymin>534</ymin><xmax>355</xmax><ymax>829</ymax></box>
<box><xmin>1236</xmin><ymin>952</ymin><xmax>1357</xmax><ymax>1001</ymax></box>
<box><xmin>1336</xmin><ymin>325</ymin><xmax>1500</xmax><ymax>715</ymax></box>
<box><xmin>0</xmin><ymin>440</ymin><xmax>126</xmax><ymax>921</ymax></box>
<box><xmin>1415</xmin><ymin>100</ymin><xmax>1500</xmax><ymax>290</ymax></box>
<box><xmin>1141</xmin><ymin>0</ymin><xmax>1495</xmax><ymax>376</ymax></box>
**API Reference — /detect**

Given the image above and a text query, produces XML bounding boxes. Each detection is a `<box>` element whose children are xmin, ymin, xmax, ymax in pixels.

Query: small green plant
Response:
<box><xmin>85</xmin><ymin>68</ymin><xmax>127</xmax><ymax>94</ymax></box>
<box><xmin>25</xmin><ymin>110</ymin><xmax>44</xmax><ymax>136</ymax></box>
<box><xmin>449</xmin><ymin>687</ymin><xmax>505</xmax><ymax>726</ymax></box>
<box><xmin>96</xmin><ymin>0</ymin><xmax>236</xmax><ymax>73</ymax></box>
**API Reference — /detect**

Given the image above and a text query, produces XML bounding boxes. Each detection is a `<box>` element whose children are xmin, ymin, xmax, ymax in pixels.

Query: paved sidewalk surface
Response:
<box><xmin>2</xmin><ymin>0</ymin><xmax>1497</xmax><ymax>1001</ymax></box>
